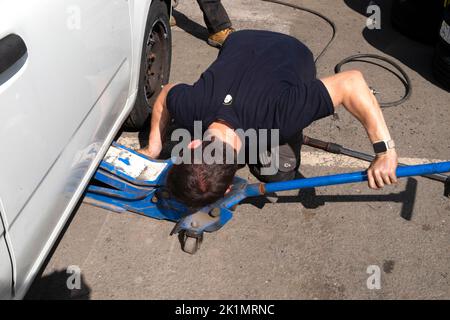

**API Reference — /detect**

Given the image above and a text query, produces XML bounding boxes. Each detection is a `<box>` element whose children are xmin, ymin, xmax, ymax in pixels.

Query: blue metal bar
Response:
<box><xmin>245</xmin><ymin>162</ymin><xmax>450</xmax><ymax>197</ymax></box>
<box><xmin>92</xmin><ymin>169</ymin><xmax>154</xmax><ymax>194</ymax></box>
<box><xmin>87</xmin><ymin>185</ymin><xmax>150</xmax><ymax>200</ymax></box>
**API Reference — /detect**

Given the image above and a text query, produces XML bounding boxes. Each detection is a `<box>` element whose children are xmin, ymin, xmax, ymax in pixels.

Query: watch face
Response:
<box><xmin>373</xmin><ymin>141</ymin><xmax>388</xmax><ymax>154</ymax></box>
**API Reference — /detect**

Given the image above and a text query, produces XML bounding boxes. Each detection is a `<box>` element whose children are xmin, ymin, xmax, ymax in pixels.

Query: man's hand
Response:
<box><xmin>367</xmin><ymin>149</ymin><xmax>398</xmax><ymax>189</ymax></box>
<box><xmin>138</xmin><ymin>140</ymin><xmax>162</xmax><ymax>159</ymax></box>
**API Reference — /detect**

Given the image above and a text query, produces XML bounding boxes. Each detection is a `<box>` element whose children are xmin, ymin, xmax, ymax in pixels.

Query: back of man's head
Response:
<box><xmin>166</xmin><ymin>140</ymin><xmax>239</xmax><ymax>209</ymax></box>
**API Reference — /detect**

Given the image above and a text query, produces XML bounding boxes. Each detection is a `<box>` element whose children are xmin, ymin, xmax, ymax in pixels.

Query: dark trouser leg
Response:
<box><xmin>196</xmin><ymin>0</ymin><xmax>232</xmax><ymax>34</ymax></box>
<box><xmin>249</xmin><ymin>133</ymin><xmax>303</xmax><ymax>183</ymax></box>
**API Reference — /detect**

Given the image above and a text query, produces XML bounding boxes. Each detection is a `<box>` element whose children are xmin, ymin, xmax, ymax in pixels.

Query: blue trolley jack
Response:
<box><xmin>85</xmin><ymin>143</ymin><xmax>450</xmax><ymax>254</ymax></box>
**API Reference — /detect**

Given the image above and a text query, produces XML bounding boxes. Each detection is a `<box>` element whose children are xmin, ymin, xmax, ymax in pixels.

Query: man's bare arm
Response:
<box><xmin>321</xmin><ymin>70</ymin><xmax>398</xmax><ymax>189</ymax></box>
<box><xmin>139</xmin><ymin>83</ymin><xmax>178</xmax><ymax>159</ymax></box>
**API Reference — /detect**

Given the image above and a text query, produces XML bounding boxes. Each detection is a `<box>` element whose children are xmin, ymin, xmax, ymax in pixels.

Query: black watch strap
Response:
<box><xmin>373</xmin><ymin>140</ymin><xmax>395</xmax><ymax>155</ymax></box>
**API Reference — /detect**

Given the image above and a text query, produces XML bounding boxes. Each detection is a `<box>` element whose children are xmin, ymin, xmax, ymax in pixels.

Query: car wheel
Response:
<box><xmin>124</xmin><ymin>0</ymin><xmax>172</xmax><ymax>131</ymax></box>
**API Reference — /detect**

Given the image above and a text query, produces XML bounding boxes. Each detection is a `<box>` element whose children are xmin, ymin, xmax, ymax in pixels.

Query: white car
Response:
<box><xmin>0</xmin><ymin>0</ymin><xmax>172</xmax><ymax>299</ymax></box>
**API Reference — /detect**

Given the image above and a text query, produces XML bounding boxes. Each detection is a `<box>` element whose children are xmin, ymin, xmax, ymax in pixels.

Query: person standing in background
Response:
<box><xmin>171</xmin><ymin>0</ymin><xmax>235</xmax><ymax>48</ymax></box>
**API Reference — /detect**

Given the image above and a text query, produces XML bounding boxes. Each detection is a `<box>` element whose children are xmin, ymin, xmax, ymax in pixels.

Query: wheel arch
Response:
<box><xmin>162</xmin><ymin>0</ymin><xmax>172</xmax><ymax>18</ymax></box>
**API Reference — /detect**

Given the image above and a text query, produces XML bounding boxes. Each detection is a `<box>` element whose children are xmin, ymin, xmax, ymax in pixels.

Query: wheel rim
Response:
<box><xmin>144</xmin><ymin>19</ymin><xmax>169</xmax><ymax>107</ymax></box>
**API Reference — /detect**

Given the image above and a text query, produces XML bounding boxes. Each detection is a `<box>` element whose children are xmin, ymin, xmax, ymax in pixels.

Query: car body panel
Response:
<box><xmin>0</xmin><ymin>201</ymin><xmax>13</xmax><ymax>299</ymax></box>
<box><xmin>0</xmin><ymin>0</ymin><xmax>132</xmax><ymax>227</ymax></box>
<box><xmin>0</xmin><ymin>0</ymin><xmax>171</xmax><ymax>299</ymax></box>
<box><xmin>0</xmin><ymin>236</ymin><xmax>13</xmax><ymax>299</ymax></box>
<box><xmin>11</xmin><ymin>60</ymin><xmax>133</xmax><ymax>300</ymax></box>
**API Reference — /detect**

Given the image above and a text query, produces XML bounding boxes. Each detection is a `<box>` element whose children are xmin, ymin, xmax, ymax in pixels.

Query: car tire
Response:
<box><xmin>433</xmin><ymin>42</ymin><xmax>450</xmax><ymax>90</ymax></box>
<box><xmin>124</xmin><ymin>0</ymin><xmax>172</xmax><ymax>131</ymax></box>
<box><xmin>433</xmin><ymin>6</ymin><xmax>450</xmax><ymax>91</ymax></box>
<box><xmin>391</xmin><ymin>0</ymin><xmax>444</xmax><ymax>45</ymax></box>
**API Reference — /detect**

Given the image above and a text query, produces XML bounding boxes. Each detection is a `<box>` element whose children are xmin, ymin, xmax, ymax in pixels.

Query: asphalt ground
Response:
<box><xmin>27</xmin><ymin>0</ymin><xmax>450</xmax><ymax>299</ymax></box>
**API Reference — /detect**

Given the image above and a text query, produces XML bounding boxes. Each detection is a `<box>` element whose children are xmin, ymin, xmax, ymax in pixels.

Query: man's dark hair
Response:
<box><xmin>166</xmin><ymin>139</ymin><xmax>239</xmax><ymax>209</ymax></box>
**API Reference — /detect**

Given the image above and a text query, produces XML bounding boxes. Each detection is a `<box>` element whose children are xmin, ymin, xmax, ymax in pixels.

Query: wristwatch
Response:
<box><xmin>373</xmin><ymin>139</ymin><xmax>395</xmax><ymax>155</ymax></box>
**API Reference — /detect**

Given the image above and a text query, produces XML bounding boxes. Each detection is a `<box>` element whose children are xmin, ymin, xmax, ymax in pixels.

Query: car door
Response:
<box><xmin>0</xmin><ymin>204</ymin><xmax>13</xmax><ymax>300</ymax></box>
<box><xmin>0</xmin><ymin>0</ymin><xmax>132</xmax><ymax>297</ymax></box>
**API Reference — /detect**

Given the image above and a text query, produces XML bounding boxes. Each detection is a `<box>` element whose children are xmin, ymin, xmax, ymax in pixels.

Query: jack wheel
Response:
<box><xmin>181</xmin><ymin>232</ymin><xmax>203</xmax><ymax>255</ymax></box>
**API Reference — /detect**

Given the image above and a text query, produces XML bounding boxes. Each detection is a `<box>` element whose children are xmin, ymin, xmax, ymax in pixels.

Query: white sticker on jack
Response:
<box><xmin>440</xmin><ymin>20</ymin><xmax>450</xmax><ymax>45</ymax></box>
<box><xmin>104</xmin><ymin>146</ymin><xmax>168</xmax><ymax>181</ymax></box>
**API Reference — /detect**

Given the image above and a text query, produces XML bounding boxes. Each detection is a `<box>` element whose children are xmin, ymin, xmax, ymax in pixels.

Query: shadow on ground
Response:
<box><xmin>25</xmin><ymin>269</ymin><xmax>91</xmax><ymax>300</ymax></box>
<box><xmin>243</xmin><ymin>173</ymin><xmax>418</xmax><ymax>221</ymax></box>
<box><xmin>344</xmin><ymin>0</ymin><xmax>445</xmax><ymax>90</ymax></box>
<box><xmin>25</xmin><ymin>200</ymin><xmax>92</xmax><ymax>300</ymax></box>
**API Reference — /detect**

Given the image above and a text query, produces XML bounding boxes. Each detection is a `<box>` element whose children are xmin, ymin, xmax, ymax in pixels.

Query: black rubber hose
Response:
<box><xmin>262</xmin><ymin>0</ymin><xmax>336</xmax><ymax>63</ymax></box>
<box><xmin>335</xmin><ymin>54</ymin><xmax>412</xmax><ymax>108</ymax></box>
<box><xmin>262</xmin><ymin>0</ymin><xmax>412</xmax><ymax>108</ymax></box>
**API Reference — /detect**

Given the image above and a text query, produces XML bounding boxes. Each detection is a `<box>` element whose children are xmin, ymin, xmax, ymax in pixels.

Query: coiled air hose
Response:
<box><xmin>262</xmin><ymin>0</ymin><xmax>412</xmax><ymax>108</ymax></box>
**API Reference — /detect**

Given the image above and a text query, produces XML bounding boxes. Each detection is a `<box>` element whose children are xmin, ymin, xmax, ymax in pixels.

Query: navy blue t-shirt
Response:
<box><xmin>166</xmin><ymin>30</ymin><xmax>334</xmax><ymax>143</ymax></box>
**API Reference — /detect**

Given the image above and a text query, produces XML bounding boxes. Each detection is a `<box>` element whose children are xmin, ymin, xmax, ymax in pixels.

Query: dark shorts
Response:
<box><xmin>248</xmin><ymin>133</ymin><xmax>303</xmax><ymax>183</ymax></box>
